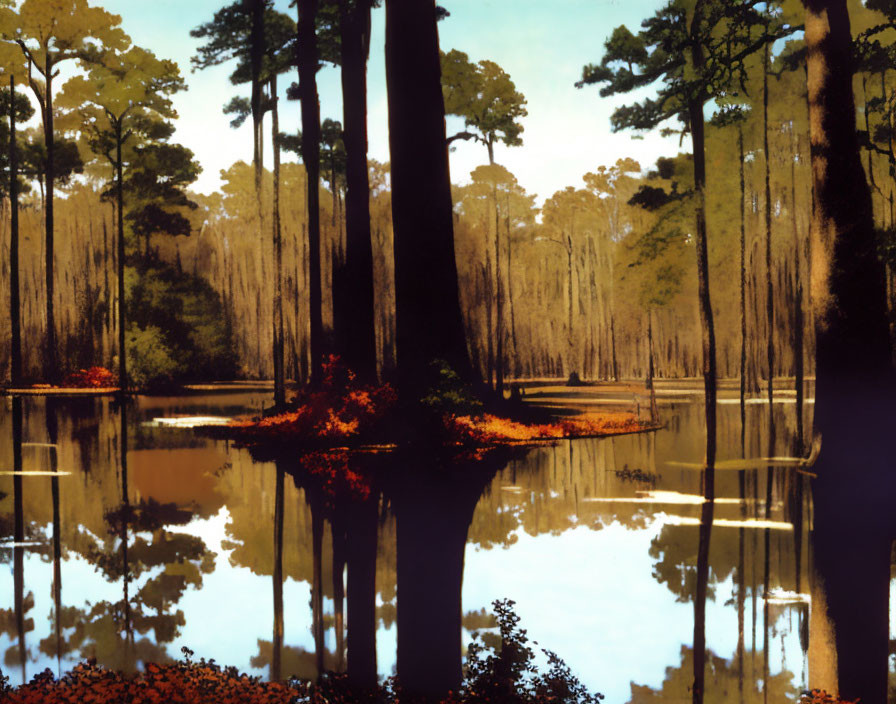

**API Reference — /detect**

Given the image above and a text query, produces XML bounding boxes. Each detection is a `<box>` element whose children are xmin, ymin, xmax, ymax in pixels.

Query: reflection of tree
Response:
<box><xmin>627</xmin><ymin>645</ymin><xmax>798</xmax><ymax>703</ymax></box>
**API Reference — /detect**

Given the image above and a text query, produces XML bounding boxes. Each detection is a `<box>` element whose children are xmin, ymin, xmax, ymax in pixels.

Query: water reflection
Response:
<box><xmin>0</xmin><ymin>392</ymin><xmax>888</xmax><ymax>701</ymax></box>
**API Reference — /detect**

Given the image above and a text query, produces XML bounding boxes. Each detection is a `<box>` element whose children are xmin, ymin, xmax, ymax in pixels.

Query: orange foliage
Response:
<box><xmin>61</xmin><ymin>366</ymin><xmax>118</xmax><ymax>388</ymax></box>
<box><xmin>228</xmin><ymin>357</ymin><xmax>397</xmax><ymax>448</ymax></box>
<box><xmin>444</xmin><ymin>412</ymin><xmax>651</xmax><ymax>446</ymax></box>
<box><xmin>799</xmin><ymin>692</ymin><xmax>858</xmax><ymax>704</ymax></box>
<box><xmin>3</xmin><ymin>659</ymin><xmax>303</xmax><ymax>704</ymax></box>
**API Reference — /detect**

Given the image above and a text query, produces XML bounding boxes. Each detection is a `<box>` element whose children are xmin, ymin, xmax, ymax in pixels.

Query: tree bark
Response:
<box><xmin>116</xmin><ymin>123</ymin><xmax>127</xmax><ymax>392</ymax></box>
<box><xmin>802</xmin><ymin>2</ymin><xmax>894</xmax><ymax>701</ymax></box>
<box><xmin>9</xmin><ymin>75</ymin><xmax>21</xmax><ymax>386</ymax></box>
<box><xmin>385</xmin><ymin>0</ymin><xmax>472</xmax><ymax>392</ymax></box>
<box><xmin>44</xmin><ymin>65</ymin><xmax>58</xmax><ymax>382</ymax></box>
<box><xmin>337</xmin><ymin>0</ymin><xmax>377</xmax><ymax>382</ymax></box>
<box><xmin>763</xmin><ymin>35</ymin><xmax>775</xmax><ymax>412</ymax></box>
<box><xmin>297</xmin><ymin>0</ymin><xmax>324</xmax><ymax>387</ymax></box>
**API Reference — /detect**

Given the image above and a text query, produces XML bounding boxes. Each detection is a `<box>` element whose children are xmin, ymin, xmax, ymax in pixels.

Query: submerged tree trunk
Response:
<box><xmin>297</xmin><ymin>0</ymin><xmax>324</xmax><ymax>387</ymax></box>
<box><xmin>385</xmin><ymin>0</ymin><xmax>472</xmax><ymax>392</ymax></box>
<box><xmin>802</xmin><ymin>2</ymin><xmax>894</xmax><ymax>702</ymax></box>
<box><xmin>337</xmin><ymin>0</ymin><xmax>377</xmax><ymax>381</ymax></box>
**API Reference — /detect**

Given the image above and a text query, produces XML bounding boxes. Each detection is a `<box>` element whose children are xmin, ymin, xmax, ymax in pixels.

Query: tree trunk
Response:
<box><xmin>272</xmin><ymin>463</ymin><xmax>284</xmax><ymax>681</ymax></box>
<box><xmin>337</xmin><ymin>0</ymin><xmax>377</xmax><ymax>381</ymax></box>
<box><xmin>272</xmin><ymin>75</ymin><xmax>286</xmax><ymax>406</ymax></box>
<box><xmin>802</xmin><ymin>2</ymin><xmax>894</xmax><ymax>702</ymax></box>
<box><xmin>763</xmin><ymin>35</ymin><xmax>775</xmax><ymax>412</ymax></box>
<box><xmin>248</xmin><ymin>0</ymin><xmax>265</xmax><ymax>197</ymax></box>
<box><xmin>385</xmin><ymin>0</ymin><xmax>472</xmax><ymax>392</ymax></box>
<box><xmin>739</xmin><ymin>124</ymin><xmax>747</xmax><ymax>444</ymax></box>
<box><xmin>9</xmin><ymin>75</ymin><xmax>21</xmax><ymax>386</ymax></box>
<box><xmin>297</xmin><ymin>0</ymin><xmax>324</xmax><ymax>387</ymax></box>
<box><xmin>116</xmin><ymin>125</ymin><xmax>127</xmax><ymax>392</ymax></box>
<box><xmin>494</xmin><ymin>185</ymin><xmax>504</xmax><ymax>396</ymax></box>
<box><xmin>44</xmin><ymin>66</ymin><xmax>58</xmax><ymax>382</ymax></box>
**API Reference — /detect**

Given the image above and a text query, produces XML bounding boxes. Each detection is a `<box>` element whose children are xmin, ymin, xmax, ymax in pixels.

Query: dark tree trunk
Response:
<box><xmin>44</xmin><ymin>67</ymin><xmax>58</xmax><ymax>382</ymax></box>
<box><xmin>494</xmin><ymin>186</ymin><xmax>504</xmax><ymax>395</ymax></box>
<box><xmin>116</xmin><ymin>125</ymin><xmax>127</xmax><ymax>392</ymax></box>
<box><xmin>801</xmin><ymin>2</ymin><xmax>894</xmax><ymax>702</ymax></box>
<box><xmin>272</xmin><ymin>76</ymin><xmax>286</xmax><ymax>406</ymax></box>
<box><xmin>385</xmin><ymin>0</ymin><xmax>472</xmax><ymax>392</ymax></box>
<box><xmin>12</xmin><ymin>396</ymin><xmax>25</xmax><ymax>683</ymax></box>
<box><xmin>248</xmin><ymin>0</ymin><xmax>265</xmax><ymax>196</ymax></box>
<box><xmin>687</xmin><ymin>6</ymin><xmax>718</xmax><ymax>701</ymax></box>
<box><xmin>297</xmin><ymin>0</ymin><xmax>324</xmax><ymax>387</ymax></box>
<box><xmin>739</xmin><ymin>125</ymin><xmax>747</xmax><ymax>446</ymax></box>
<box><xmin>9</xmin><ymin>75</ymin><xmax>21</xmax><ymax>386</ymax></box>
<box><xmin>346</xmin><ymin>497</ymin><xmax>378</xmax><ymax>689</ymax></box>
<box><xmin>763</xmin><ymin>36</ymin><xmax>775</xmax><ymax>412</ymax></box>
<box><xmin>336</xmin><ymin>0</ymin><xmax>377</xmax><ymax>381</ymax></box>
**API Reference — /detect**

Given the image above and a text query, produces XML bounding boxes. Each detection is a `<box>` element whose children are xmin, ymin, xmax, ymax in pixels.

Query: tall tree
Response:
<box><xmin>441</xmin><ymin>49</ymin><xmax>528</xmax><ymax>164</ymax></box>
<box><xmin>58</xmin><ymin>46</ymin><xmax>188</xmax><ymax>393</ymax></box>
<box><xmin>385</xmin><ymin>0</ymin><xmax>473</xmax><ymax>393</ymax></box>
<box><xmin>334</xmin><ymin>0</ymin><xmax>377</xmax><ymax>381</ymax></box>
<box><xmin>802</xmin><ymin>1</ymin><xmax>894</xmax><ymax>701</ymax></box>
<box><xmin>0</xmin><ymin>0</ymin><xmax>128</xmax><ymax>382</ymax></box>
<box><xmin>294</xmin><ymin>0</ymin><xmax>325</xmax><ymax>387</ymax></box>
<box><xmin>578</xmin><ymin>3</ymin><xmax>792</xmax><ymax>700</ymax></box>
<box><xmin>0</xmin><ymin>47</ymin><xmax>33</xmax><ymax>386</ymax></box>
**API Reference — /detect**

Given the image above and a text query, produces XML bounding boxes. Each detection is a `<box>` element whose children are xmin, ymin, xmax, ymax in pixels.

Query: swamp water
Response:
<box><xmin>0</xmin><ymin>388</ymin><xmax>889</xmax><ymax>701</ymax></box>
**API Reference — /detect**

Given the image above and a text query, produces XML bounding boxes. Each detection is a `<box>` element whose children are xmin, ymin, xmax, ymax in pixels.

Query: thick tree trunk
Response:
<box><xmin>337</xmin><ymin>0</ymin><xmax>377</xmax><ymax>381</ymax></box>
<box><xmin>763</xmin><ymin>37</ymin><xmax>775</xmax><ymax>412</ymax></box>
<box><xmin>739</xmin><ymin>125</ymin><xmax>747</xmax><ymax>443</ymax></box>
<box><xmin>272</xmin><ymin>76</ymin><xmax>286</xmax><ymax>406</ymax></box>
<box><xmin>385</xmin><ymin>0</ymin><xmax>472</xmax><ymax>392</ymax></box>
<box><xmin>802</xmin><ymin>2</ymin><xmax>894</xmax><ymax>702</ymax></box>
<box><xmin>297</xmin><ymin>0</ymin><xmax>324</xmax><ymax>387</ymax></box>
<box><xmin>9</xmin><ymin>76</ymin><xmax>21</xmax><ymax>385</ymax></box>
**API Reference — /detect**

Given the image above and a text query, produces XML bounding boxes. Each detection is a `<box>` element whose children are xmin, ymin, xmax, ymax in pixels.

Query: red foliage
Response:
<box><xmin>3</xmin><ymin>660</ymin><xmax>303</xmax><ymax>704</ymax></box>
<box><xmin>61</xmin><ymin>366</ymin><xmax>118</xmax><ymax>388</ymax></box>
<box><xmin>299</xmin><ymin>450</ymin><xmax>373</xmax><ymax>502</ymax></box>
<box><xmin>229</xmin><ymin>356</ymin><xmax>397</xmax><ymax>448</ymax></box>
<box><xmin>799</xmin><ymin>691</ymin><xmax>859</xmax><ymax>704</ymax></box>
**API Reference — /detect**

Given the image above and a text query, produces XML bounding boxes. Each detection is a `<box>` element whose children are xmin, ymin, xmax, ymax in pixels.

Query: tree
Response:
<box><xmin>801</xmin><ymin>2</ymin><xmax>894</xmax><ymax>701</ymax></box>
<box><xmin>58</xmin><ymin>46</ymin><xmax>188</xmax><ymax>392</ymax></box>
<box><xmin>441</xmin><ymin>49</ymin><xmax>527</xmax><ymax>164</ymax></box>
<box><xmin>295</xmin><ymin>0</ymin><xmax>325</xmax><ymax>388</ymax></box>
<box><xmin>0</xmin><ymin>43</ymin><xmax>33</xmax><ymax>386</ymax></box>
<box><xmin>578</xmin><ymin>3</ymin><xmax>793</xmax><ymax>700</ymax></box>
<box><xmin>385</xmin><ymin>0</ymin><xmax>472</xmax><ymax>395</ymax></box>
<box><xmin>0</xmin><ymin>0</ymin><xmax>128</xmax><ymax>382</ymax></box>
<box><xmin>335</xmin><ymin>0</ymin><xmax>377</xmax><ymax>382</ymax></box>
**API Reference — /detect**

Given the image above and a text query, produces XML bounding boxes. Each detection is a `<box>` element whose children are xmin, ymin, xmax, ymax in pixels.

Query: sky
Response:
<box><xmin>94</xmin><ymin>0</ymin><xmax>681</xmax><ymax>205</ymax></box>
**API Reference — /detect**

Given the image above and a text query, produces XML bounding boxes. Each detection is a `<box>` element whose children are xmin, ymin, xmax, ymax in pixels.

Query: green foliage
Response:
<box><xmin>126</xmin><ymin>260</ymin><xmax>238</xmax><ymax>388</ymax></box>
<box><xmin>419</xmin><ymin>360</ymin><xmax>483</xmax><ymax>416</ymax></box>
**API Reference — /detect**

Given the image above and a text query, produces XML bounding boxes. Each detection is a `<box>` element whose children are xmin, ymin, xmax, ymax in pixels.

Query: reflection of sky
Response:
<box><xmin>462</xmin><ymin>517</ymin><xmax>805</xmax><ymax>703</ymax></box>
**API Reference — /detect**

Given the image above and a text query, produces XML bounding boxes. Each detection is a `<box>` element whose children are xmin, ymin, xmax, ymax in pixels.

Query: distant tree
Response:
<box><xmin>385</xmin><ymin>0</ymin><xmax>473</xmax><ymax>394</ymax></box>
<box><xmin>58</xmin><ymin>46</ymin><xmax>190</xmax><ymax>392</ymax></box>
<box><xmin>441</xmin><ymin>49</ymin><xmax>527</xmax><ymax>164</ymax></box>
<box><xmin>0</xmin><ymin>46</ymin><xmax>33</xmax><ymax>386</ymax></box>
<box><xmin>0</xmin><ymin>0</ymin><xmax>128</xmax><ymax>381</ymax></box>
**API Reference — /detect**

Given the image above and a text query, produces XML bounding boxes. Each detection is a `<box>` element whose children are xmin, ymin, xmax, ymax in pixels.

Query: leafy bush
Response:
<box><xmin>126</xmin><ymin>323</ymin><xmax>185</xmax><ymax>389</ymax></box>
<box><xmin>420</xmin><ymin>360</ymin><xmax>483</xmax><ymax>416</ymax></box>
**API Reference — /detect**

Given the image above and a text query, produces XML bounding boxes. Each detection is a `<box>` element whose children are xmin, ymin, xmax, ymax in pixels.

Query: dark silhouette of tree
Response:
<box><xmin>334</xmin><ymin>0</ymin><xmax>377</xmax><ymax>381</ymax></box>
<box><xmin>385</xmin><ymin>0</ymin><xmax>473</xmax><ymax>394</ymax></box>
<box><xmin>801</xmin><ymin>1</ymin><xmax>895</xmax><ymax>701</ymax></box>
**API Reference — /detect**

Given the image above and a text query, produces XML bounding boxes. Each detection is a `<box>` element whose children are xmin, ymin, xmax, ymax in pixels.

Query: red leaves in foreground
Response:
<box><xmin>3</xmin><ymin>660</ymin><xmax>302</xmax><ymax>704</ymax></box>
<box><xmin>61</xmin><ymin>366</ymin><xmax>118</xmax><ymax>388</ymax></box>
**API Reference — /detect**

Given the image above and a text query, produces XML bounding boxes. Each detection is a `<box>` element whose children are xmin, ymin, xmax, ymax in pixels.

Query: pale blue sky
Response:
<box><xmin>95</xmin><ymin>0</ymin><xmax>679</xmax><ymax>204</ymax></box>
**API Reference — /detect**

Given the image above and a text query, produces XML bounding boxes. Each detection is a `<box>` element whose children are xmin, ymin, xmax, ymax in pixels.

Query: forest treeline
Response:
<box><xmin>0</xmin><ymin>0</ymin><xmax>894</xmax><ymax>395</ymax></box>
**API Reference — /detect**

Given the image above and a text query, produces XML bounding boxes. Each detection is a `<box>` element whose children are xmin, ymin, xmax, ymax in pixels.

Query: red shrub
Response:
<box><xmin>62</xmin><ymin>366</ymin><xmax>118</xmax><ymax>389</ymax></box>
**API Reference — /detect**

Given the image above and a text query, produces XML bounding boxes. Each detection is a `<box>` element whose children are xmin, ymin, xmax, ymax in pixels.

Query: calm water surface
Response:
<box><xmin>0</xmin><ymin>390</ymin><xmax>888</xmax><ymax>700</ymax></box>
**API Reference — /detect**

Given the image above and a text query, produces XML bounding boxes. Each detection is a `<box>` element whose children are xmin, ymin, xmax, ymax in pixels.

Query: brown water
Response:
<box><xmin>0</xmin><ymin>389</ymin><xmax>887</xmax><ymax>700</ymax></box>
